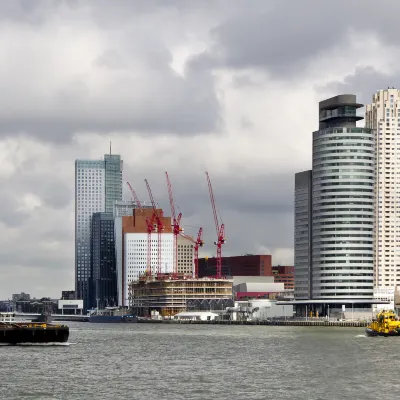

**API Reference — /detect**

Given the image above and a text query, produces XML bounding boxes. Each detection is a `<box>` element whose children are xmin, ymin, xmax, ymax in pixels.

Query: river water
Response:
<box><xmin>0</xmin><ymin>322</ymin><xmax>397</xmax><ymax>399</ymax></box>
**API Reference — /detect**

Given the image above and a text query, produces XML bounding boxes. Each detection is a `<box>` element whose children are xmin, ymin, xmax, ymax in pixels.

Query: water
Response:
<box><xmin>0</xmin><ymin>322</ymin><xmax>397</xmax><ymax>399</ymax></box>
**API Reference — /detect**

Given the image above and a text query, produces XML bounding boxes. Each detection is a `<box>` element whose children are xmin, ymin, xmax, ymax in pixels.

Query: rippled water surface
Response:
<box><xmin>0</xmin><ymin>322</ymin><xmax>398</xmax><ymax>399</ymax></box>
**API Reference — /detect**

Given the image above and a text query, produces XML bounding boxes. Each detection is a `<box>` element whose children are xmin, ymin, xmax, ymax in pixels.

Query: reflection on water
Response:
<box><xmin>0</xmin><ymin>323</ymin><xmax>398</xmax><ymax>400</ymax></box>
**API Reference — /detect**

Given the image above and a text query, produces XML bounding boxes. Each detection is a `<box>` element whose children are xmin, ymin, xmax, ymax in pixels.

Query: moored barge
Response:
<box><xmin>0</xmin><ymin>313</ymin><xmax>69</xmax><ymax>344</ymax></box>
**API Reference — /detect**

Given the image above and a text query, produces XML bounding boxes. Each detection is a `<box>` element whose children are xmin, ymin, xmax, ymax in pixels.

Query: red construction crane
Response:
<box><xmin>205</xmin><ymin>171</ymin><xmax>225</xmax><ymax>279</ymax></box>
<box><xmin>126</xmin><ymin>181</ymin><xmax>143</xmax><ymax>210</ymax></box>
<box><xmin>165</xmin><ymin>172</ymin><xmax>182</xmax><ymax>277</ymax></box>
<box><xmin>179</xmin><ymin>228</ymin><xmax>204</xmax><ymax>278</ymax></box>
<box><xmin>126</xmin><ymin>182</ymin><xmax>154</xmax><ymax>276</ymax></box>
<box><xmin>145</xmin><ymin>179</ymin><xmax>164</xmax><ymax>277</ymax></box>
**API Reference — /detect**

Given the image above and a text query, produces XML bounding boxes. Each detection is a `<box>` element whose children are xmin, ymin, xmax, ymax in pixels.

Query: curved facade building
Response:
<box><xmin>311</xmin><ymin>95</ymin><xmax>375</xmax><ymax>299</ymax></box>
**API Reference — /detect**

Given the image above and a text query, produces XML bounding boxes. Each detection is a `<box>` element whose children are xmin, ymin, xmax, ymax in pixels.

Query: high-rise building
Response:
<box><xmin>91</xmin><ymin>212</ymin><xmax>117</xmax><ymax>309</ymax></box>
<box><xmin>366</xmin><ymin>89</ymin><xmax>400</xmax><ymax>288</ymax></box>
<box><xmin>75</xmin><ymin>154</ymin><xmax>122</xmax><ymax>310</ymax></box>
<box><xmin>294</xmin><ymin>94</ymin><xmax>376</xmax><ymax>308</ymax></box>
<box><xmin>294</xmin><ymin>170</ymin><xmax>312</xmax><ymax>299</ymax></box>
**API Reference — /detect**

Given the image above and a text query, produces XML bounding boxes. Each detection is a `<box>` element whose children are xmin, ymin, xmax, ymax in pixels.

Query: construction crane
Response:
<box><xmin>126</xmin><ymin>182</ymin><xmax>154</xmax><ymax>276</ymax></box>
<box><xmin>145</xmin><ymin>179</ymin><xmax>164</xmax><ymax>277</ymax></box>
<box><xmin>205</xmin><ymin>171</ymin><xmax>226</xmax><ymax>279</ymax></box>
<box><xmin>165</xmin><ymin>172</ymin><xmax>182</xmax><ymax>277</ymax></box>
<box><xmin>179</xmin><ymin>228</ymin><xmax>204</xmax><ymax>278</ymax></box>
<box><xmin>126</xmin><ymin>181</ymin><xmax>143</xmax><ymax>210</ymax></box>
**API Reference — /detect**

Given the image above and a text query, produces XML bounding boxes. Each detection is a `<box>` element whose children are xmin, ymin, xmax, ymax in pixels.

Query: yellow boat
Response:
<box><xmin>366</xmin><ymin>310</ymin><xmax>400</xmax><ymax>337</ymax></box>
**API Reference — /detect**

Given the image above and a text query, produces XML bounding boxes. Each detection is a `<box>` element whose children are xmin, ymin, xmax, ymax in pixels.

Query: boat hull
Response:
<box><xmin>365</xmin><ymin>328</ymin><xmax>400</xmax><ymax>337</ymax></box>
<box><xmin>0</xmin><ymin>325</ymin><xmax>69</xmax><ymax>345</ymax></box>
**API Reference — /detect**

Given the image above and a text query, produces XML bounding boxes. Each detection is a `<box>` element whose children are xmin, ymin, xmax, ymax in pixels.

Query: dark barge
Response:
<box><xmin>0</xmin><ymin>313</ymin><xmax>69</xmax><ymax>345</ymax></box>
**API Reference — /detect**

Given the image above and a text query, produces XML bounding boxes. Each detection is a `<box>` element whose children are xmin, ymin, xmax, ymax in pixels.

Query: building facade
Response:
<box><xmin>113</xmin><ymin>200</ymin><xmax>152</xmax><ymax>306</ymax></box>
<box><xmin>75</xmin><ymin>154</ymin><xmax>122</xmax><ymax>310</ymax></box>
<box><xmin>366</xmin><ymin>89</ymin><xmax>400</xmax><ymax>288</ymax></box>
<box><xmin>294</xmin><ymin>94</ymin><xmax>376</xmax><ymax>302</ymax></box>
<box><xmin>177</xmin><ymin>235</ymin><xmax>195</xmax><ymax>276</ymax></box>
<box><xmin>124</xmin><ymin>232</ymin><xmax>174</xmax><ymax>284</ymax></box>
<box><xmin>294</xmin><ymin>170</ymin><xmax>313</xmax><ymax>299</ymax></box>
<box><xmin>198</xmin><ymin>255</ymin><xmax>272</xmax><ymax>278</ymax></box>
<box><xmin>91</xmin><ymin>212</ymin><xmax>117</xmax><ymax>309</ymax></box>
<box><xmin>272</xmin><ymin>266</ymin><xmax>294</xmax><ymax>290</ymax></box>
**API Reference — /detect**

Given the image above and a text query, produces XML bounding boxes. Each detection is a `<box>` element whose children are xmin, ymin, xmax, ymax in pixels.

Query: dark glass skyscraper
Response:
<box><xmin>91</xmin><ymin>212</ymin><xmax>117</xmax><ymax>309</ymax></box>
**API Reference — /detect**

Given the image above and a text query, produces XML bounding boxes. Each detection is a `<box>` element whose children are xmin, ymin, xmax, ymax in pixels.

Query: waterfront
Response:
<box><xmin>1</xmin><ymin>322</ymin><xmax>399</xmax><ymax>400</ymax></box>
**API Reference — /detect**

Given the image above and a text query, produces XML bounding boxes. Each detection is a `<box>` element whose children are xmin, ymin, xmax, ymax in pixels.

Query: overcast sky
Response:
<box><xmin>1</xmin><ymin>0</ymin><xmax>399</xmax><ymax>299</ymax></box>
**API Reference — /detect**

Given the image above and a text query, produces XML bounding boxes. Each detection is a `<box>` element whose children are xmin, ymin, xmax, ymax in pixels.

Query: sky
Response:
<box><xmin>1</xmin><ymin>0</ymin><xmax>400</xmax><ymax>299</ymax></box>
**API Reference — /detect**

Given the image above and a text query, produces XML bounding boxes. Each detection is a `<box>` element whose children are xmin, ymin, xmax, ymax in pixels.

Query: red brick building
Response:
<box><xmin>198</xmin><ymin>255</ymin><xmax>272</xmax><ymax>277</ymax></box>
<box><xmin>272</xmin><ymin>265</ymin><xmax>294</xmax><ymax>290</ymax></box>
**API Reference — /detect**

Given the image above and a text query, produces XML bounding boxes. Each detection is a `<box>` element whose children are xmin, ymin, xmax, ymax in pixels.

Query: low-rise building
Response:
<box><xmin>198</xmin><ymin>255</ymin><xmax>272</xmax><ymax>277</ymax></box>
<box><xmin>129</xmin><ymin>277</ymin><xmax>233</xmax><ymax>317</ymax></box>
<box><xmin>272</xmin><ymin>265</ymin><xmax>294</xmax><ymax>290</ymax></box>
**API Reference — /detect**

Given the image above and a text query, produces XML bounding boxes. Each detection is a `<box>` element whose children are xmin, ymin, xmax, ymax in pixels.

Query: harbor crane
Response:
<box><xmin>205</xmin><ymin>171</ymin><xmax>225</xmax><ymax>279</ymax></box>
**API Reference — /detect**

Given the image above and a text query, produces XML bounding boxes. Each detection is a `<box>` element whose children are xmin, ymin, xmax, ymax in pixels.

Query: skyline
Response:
<box><xmin>2</xmin><ymin>1</ymin><xmax>400</xmax><ymax>298</ymax></box>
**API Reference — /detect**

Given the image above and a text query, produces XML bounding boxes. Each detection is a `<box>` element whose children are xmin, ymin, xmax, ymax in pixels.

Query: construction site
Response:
<box><xmin>122</xmin><ymin>171</ymin><xmax>229</xmax><ymax>316</ymax></box>
<box><xmin>128</xmin><ymin>277</ymin><xmax>233</xmax><ymax>317</ymax></box>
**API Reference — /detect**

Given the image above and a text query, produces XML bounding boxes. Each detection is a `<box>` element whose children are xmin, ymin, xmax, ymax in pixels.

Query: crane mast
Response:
<box><xmin>205</xmin><ymin>171</ymin><xmax>225</xmax><ymax>279</ymax></box>
<box><xmin>145</xmin><ymin>179</ymin><xmax>164</xmax><ymax>277</ymax></box>
<box><xmin>165</xmin><ymin>172</ymin><xmax>182</xmax><ymax>277</ymax></box>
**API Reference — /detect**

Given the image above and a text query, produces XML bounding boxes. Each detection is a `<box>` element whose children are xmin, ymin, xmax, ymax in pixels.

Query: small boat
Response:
<box><xmin>366</xmin><ymin>310</ymin><xmax>400</xmax><ymax>337</ymax></box>
<box><xmin>0</xmin><ymin>312</ymin><xmax>69</xmax><ymax>345</ymax></box>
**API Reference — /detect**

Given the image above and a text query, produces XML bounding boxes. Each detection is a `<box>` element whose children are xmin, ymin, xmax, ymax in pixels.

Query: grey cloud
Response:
<box><xmin>189</xmin><ymin>0</ymin><xmax>400</xmax><ymax>78</ymax></box>
<box><xmin>0</xmin><ymin>194</ymin><xmax>30</xmax><ymax>227</ymax></box>
<box><xmin>319</xmin><ymin>67</ymin><xmax>400</xmax><ymax>106</ymax></box>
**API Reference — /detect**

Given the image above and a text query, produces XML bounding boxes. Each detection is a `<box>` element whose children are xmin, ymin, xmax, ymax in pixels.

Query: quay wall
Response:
<box><xmin>138</xmin><ymin>319</ymin><xmax>368</xmax><ymax>327</ymax></box>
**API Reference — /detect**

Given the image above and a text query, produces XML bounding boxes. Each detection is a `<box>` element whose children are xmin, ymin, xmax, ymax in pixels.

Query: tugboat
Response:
<box><xmin>0</xmin><ymin>312</ymin><xmax>69</xmax><ymax>345</ymax></box>
<box><xmin>366</xmin><ymin>310</ymin><xmax>400</xmax><ymax>337</ymax></box>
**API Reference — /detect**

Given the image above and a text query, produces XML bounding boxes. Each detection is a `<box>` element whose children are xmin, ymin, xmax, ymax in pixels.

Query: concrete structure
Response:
<box><xmin>227</xmin><ymin>300</ymin><xmax>294</xmax><ymax>321</ymax></box>
<box><xmin>366</xmin><ymin>89</ymin><xmax>400</xmax><ymax>290</ymax></box>
<box><xmin>129</xmin><ymin>277</ymin><xmax>233</xmax><ymax>317</ymax></box>
<box><xmin>294</xmin><ymin>170</ymin><xmax>313</xmax><ymax>299</ymax></box>
<box><xmin>294</xmin><ymin>94</ymin><xmax>375</xmax><ymax>304</ymax></box>
<box><xmin>75</xmin><ymin>154</ymin><xmax>122</xmax><ymax>310</ymax></box>
<box><xmin>231</xmin><ymin>276</ymin><xmax>289</xmax><ymax>300</ymax></box>
<box><xmin>58</xmin><ymin>299</ymin><xmax>84</xmax><ymax>315</ymax></box>
<box><xmin>177</xmin><ymin>235</ymin><xmax>195</xmax><ymax>276</ymax></box>
<box><xmin>198</xmin><ymin>255</ymin><xmax>272</xmax><ymax>277</ymax></box>
<box><xmin>91</xmin><ymin>212</ymin><xmax>117</xmax><ymax>309</ymax></box>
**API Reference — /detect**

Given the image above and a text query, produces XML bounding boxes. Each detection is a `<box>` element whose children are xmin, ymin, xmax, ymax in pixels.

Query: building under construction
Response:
<box><xmin>128</xmin><ymin>276</ymin><xmax>233</xmax><ymax>317</ymax></box>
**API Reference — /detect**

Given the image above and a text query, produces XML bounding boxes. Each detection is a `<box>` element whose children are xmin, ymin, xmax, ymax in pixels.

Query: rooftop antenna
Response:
<box><xmin>109</xmin><ymin>141</ymin><xmax>112</xmax><ymax>155</ymax></box>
